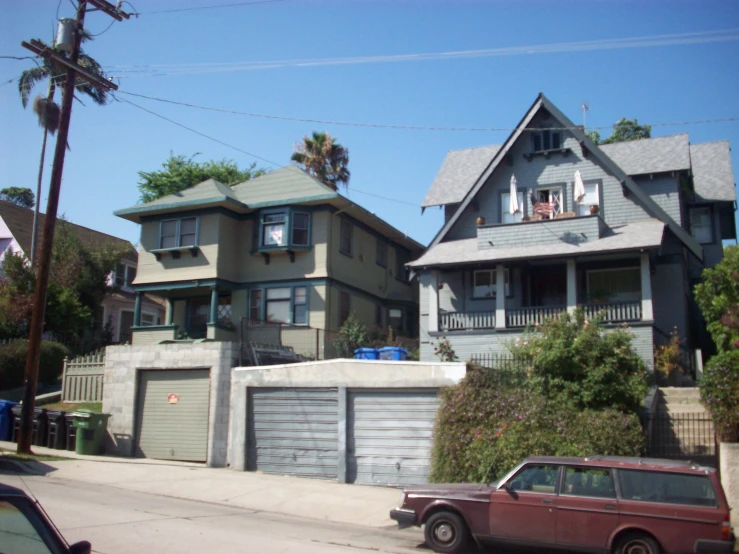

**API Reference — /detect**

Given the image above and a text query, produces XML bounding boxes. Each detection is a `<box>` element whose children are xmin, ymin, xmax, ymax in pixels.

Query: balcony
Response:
<box><xmin>477</xmin><ymin>214</ymin><xmax>602</xmax><ymax>251</ymax></box>
<box><xmin>439</xmin><ymin>302</ymin><xmax>642</xmax><ymax>332</ymax></box>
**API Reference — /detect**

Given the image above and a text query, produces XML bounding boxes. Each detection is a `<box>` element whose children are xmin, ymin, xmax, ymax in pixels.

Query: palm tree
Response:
<box><xmin>17</xmin><ymin>35</ymin><xmax>109</xmax><ymax>263</ymax></box>
<box><xmin>291</xmin><ymin>131</ymin><xmax>350</xmax><ymax>191</ymax></box>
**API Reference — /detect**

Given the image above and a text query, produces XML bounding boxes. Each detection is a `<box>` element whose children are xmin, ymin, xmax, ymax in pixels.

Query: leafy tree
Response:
<box><xmin>700</xmin><ymin>350</ymin><xmax>739</xmax><ymax>442</ymax></box>
<box><xmin>509</xmin><ymin>309</ymin><xmax>649</xmax><ymax>412</ymax></box>
<box><xmin>333</xmin><ymin>313</ymin><xmax>369</xmax><ymax>357</ymax></box>
<box><xmin>291</xmin><ymin>132</ymin><xmax>350</xmax><ymax>191</ymax></box>
<box><xmin>138</xmin><ymin>153</ymin><xmax>268</xmax><ymax>203</ymax></box>
<box><xmin>586</xmin><ymin>118</ymin><xmax>652</xmax><ymax>145</ymax></box>
<box><xmin>0</xmin><ymin>187</ymin><xmax>35</xmax><ymax>208</ymax></box>
<box><xmin>694</xmin><ymin>245</ymin><xmax>739</xmax><ymax>353</ymax></box>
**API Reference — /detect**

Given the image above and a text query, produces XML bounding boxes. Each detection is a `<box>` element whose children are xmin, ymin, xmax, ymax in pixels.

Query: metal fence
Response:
<box><xmin>645</xmin><ymin>412</ymin><xmax>717</xmax><ymax>467</ymax></box>
<box><xmin>469</xmin><ymin>353</ymin><xmax>530</xmax><ymax>385</ymax></box>
<box><xmin>62</xmin><ymin>348</ymin><xmax>105</xmax><ymax>402</ymax></box>
<box><xmin>239</xmin><ymin>318</ymin><xmax>343</xmax><ymax>366</ymax></box>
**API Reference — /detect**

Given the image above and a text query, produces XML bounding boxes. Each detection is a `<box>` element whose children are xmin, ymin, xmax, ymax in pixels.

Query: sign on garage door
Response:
<box><xmin>247</xmin><ymin>388</ymin><xmax>338</xmax><ymax>479</ymax></box>
<box><xmin>135</xmin><ymin>369</ymin><xmax>210</xmax><ymax>462</ymax></box>
<box><xmin>348</xmin><ymin>389</ymin><xmax>439</xmax><ymax>486</ymax></box>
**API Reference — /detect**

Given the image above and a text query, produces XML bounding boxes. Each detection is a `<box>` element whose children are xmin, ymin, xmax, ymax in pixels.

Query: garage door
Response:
<box><xmin>135</xmin><ymin>369</ymin><xmax>210</xmax><ymax>462</ymax></box>
<box><xmin>348</xmin><ymin>389</ymin><xmax>439</xmax><ymax>486</ymax></box>
<box><xmin>247</xmin><ymin>388</ymin><xmax>338</xmax><ymax>479</ymax></box>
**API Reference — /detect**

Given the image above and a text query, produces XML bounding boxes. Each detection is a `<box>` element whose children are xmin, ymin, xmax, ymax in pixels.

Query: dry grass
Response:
<box><xmin>39</xmin><ymin>401</ymin><xmax>102</xmax><ymax>413</ymax></box>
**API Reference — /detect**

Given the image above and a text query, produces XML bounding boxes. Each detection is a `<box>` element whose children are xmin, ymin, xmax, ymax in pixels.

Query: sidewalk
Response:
<box><xmin>0</xmin><ymin>440</ymin><xmax>402</xmax><ymax>528</ymax></box>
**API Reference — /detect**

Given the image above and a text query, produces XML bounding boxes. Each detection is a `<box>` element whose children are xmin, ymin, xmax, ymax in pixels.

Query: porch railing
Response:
<box><xmin>439</xmin><ymin>311</ymin><xmax>495</xmax><ymax>331</ymax></box>
<box><xmin>581</xmin><ymin>302</ymin><xmax>641</xmax><ymax>322</ymax></box>
<box><xmin>507</xmin><ymin>306</ymin><xmax>565</xmax><ymax>328</ymax></box>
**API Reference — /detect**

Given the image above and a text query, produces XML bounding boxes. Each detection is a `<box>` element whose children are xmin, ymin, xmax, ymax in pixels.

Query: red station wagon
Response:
<box><xmin>391</xmin><ymin>456</ymin><xmax>735</xmax><ymax>554</ymax></box>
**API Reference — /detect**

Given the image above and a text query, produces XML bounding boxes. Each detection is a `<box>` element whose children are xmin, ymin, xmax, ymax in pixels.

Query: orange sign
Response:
<box><xmin>168</xmin><ymin>394</ymin><xmax>179</xmax><ymax>404</ymax></box>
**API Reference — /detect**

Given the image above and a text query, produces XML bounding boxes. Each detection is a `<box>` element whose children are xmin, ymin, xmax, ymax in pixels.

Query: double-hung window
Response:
<box><xmin>259</xmin><ymin>210</ymin><xmax>311</xmax><ymax>248</ymax></box>
<box><xmin>376</xmin><ymin>239</ymin><xmax>387</xmax><ymax>267</ymax></box>
<box><xmin>576</xmin><ymin>182</ymin><xmax>600</xmax><ymax>216</ymax></box>
<box><xmin>473</xmin><ymin>269</ymin><xmax>510</xmax><ymax>298</ymax></box>
<box><xmin>262</xmin><ymin>213</ymin><xmax>287</xmax><ymax>247</ymax></box>
<box><xmin>266</xmin><ymin>288</ymin><xmax>291</xmax><ymax>323</ymax></box>
<box><xmin>532</xmin><ymin>129</ymin><xmax>562</xmax><ymax>152</ymax></box>
<box><xmin>249</xmin><ymin>289</ymin><xmax>263</xmax><ymax>322</ymax></box>
<box><xmin>292</xmin><ymin>212</ymin><xmax>310</xmax><ymax>246</ymax></box>
<box><xmin>293</xmin><ymin>287</ymin><xmax>307</xmax><ymax>325</ymax></box>
<box><xmin>159</xmin><ymin>217</ymin><xmax>198</xmax><ymax>249</ymax></box>
<box><xmin>114</xmin><ymin>264</ymin><xmax>136</xmax><ymax>287</ymax></box>
<box><xmin>689</xmin><ymin>207</ymin><xmax>713</xmax><ymax>244</ymax></box>
<box><xmin>340</xmin><ymin>219</ymin><xmax>353</xmax><ymax>256</ymax></box>
<box><xmin>250</xmin><ymin>286</ymin><xmax>308</xmax><ymax>325</ymax></box>
<box><xmin>501</xmin><ymin>191</ymin><xmax>524</xmax><ymax>224</ymax></box>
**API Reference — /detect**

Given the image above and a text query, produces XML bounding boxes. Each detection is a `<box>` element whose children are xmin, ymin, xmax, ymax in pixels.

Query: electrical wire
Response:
<box><xmin>128</xmin><ymin>0</ymin><xmax>283</xmax><ymax>16</ymax></box>
<box><xmin>116</xmin><ymin>89</ymin><xmax>739</xmax><ymax>133</ymax></box>
<box><xmin>88</xmin><ymin>18</ymin><xmax>116</xmax><ymax>37</ymax></box>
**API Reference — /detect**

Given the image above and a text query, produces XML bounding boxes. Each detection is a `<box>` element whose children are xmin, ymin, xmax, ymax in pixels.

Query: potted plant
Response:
<box><xmin>476</xmin><ymin>216</ymin><xmax>486</xmax><ymax>226</ymax></box>
<box><xmin>589</xmin><ymin>204</ymin><xmax>599</xmax><ymax>215</ymax></box>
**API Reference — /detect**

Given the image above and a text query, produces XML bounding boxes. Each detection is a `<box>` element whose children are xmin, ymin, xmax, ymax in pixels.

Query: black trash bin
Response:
<box><xmin>10</xmin><ymin>404</ymin><xmax>22</xmax><ymax>443</ymax></box>
<box><xmin>32</xmin><ymin>408</ymin><xmax>48</xmax><ymax>447</ymax></box>
<box><xmin>64</xmin><ymin>412</ymin><xmax>77</xmax><ymax>451</ymax></box>
<box><xmin>46</xmin><ymin>411</ymin><xmax>67</xmax><ymax>450</ymax></box>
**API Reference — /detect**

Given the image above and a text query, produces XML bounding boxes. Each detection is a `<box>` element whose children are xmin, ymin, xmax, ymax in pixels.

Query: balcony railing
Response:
<box><xmin>507</xmin><ymin>306</ymin><xmax>565</xmax><ymax>328</ymax></box>
<box><xmin>440</xmin><ymin>311</ymin><xmax>495</xmax><ymax>331</ymax></box>
<box><xmin>581</xmin><ymin>302</ymin><xmax>641</xmax><ymax>322</ymax></box>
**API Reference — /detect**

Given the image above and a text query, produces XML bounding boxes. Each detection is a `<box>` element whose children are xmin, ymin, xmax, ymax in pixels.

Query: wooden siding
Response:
<box><xmin>634</xmin><ymin>175</ymin><xmax>683</xmax><ymax>227</ymax></box>
<box><xmin>134</xmin><ymin>369</ymin><xmax>210</xmax><ymax>462</ymax></box>
<box><xmin>247</xmin><ymin>388</ymin><xmax>339</xmax><ymax>479</ymax></box>
<box><xmin>347</xmin><ymin>389</ymin><xmax>439</xmax><ymax>486</ymax></box>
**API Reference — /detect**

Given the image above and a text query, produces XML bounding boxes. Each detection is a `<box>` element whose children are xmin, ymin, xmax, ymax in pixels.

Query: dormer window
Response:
<box><xmin>532</xmin><ymin>129</ymin><xmax>562</xmax><ymax>152</ymax></box>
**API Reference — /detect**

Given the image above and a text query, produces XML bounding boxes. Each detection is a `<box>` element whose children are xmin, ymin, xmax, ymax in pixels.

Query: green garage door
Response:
<box><xmin>135</xmin><ymin>369</ymin><xmax>210</xmax><ymax>462</ymax></box>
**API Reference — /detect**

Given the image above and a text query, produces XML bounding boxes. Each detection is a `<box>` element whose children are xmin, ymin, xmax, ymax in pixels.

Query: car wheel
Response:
<box><xmin>424</xmin><ymin>511</ymin><xmax>469</xmax><ymax>554</ymax></box>
<box><xmin>615</xmin><ymin>532</ymin><xmax>661</xmax><ymax>554</ymax></box>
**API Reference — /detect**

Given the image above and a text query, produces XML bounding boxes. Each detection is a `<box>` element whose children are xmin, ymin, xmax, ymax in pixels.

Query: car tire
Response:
<box><xmin>615</xmin><ymin>532</ymin><xmax>661</xmax><ymax>554</ymax></box>
<box><xmin>424</xmin><ymin>511</ymin><xmax>470</xmax><ymax>554</ymax></box>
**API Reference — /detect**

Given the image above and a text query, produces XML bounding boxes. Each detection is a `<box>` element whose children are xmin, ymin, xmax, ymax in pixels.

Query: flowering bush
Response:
<box><xmin>699</xmin><ymin>350</ymin><xmax>739</xmax><ymax>442</ymax></box>
<box><xmin>430</xmin><ymin>364</ymin><xmax>644</xmax><ymax>483</ymax></box>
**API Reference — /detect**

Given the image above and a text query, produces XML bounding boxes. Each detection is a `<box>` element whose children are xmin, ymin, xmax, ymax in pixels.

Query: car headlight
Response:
<box><xmin>399</xmin><ymin>491</ymin><xmax>406</xmax><ymax>506</ymax></box>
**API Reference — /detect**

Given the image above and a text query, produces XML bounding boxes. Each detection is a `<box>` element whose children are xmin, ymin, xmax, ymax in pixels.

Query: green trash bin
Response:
<box><xmin>71</xmin><ymin>410</ymin><xmax>110</xmax><ymax>455</ymax></box>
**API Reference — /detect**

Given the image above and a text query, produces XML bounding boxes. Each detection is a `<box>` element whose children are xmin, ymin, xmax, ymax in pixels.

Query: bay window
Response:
<box><xmin>258</xmin><ymin>209</ymin><xmax>311</xmax><ymax>249</ymax></box>
<box><xmin>159</xmin><ymin>217</ymin><xmax>198</xmax><ymax>249</ymax></box>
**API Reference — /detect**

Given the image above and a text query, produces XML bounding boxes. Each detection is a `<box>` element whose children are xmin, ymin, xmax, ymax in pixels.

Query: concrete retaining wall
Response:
<box><xmin>102</xmin><ymin>342</ymin><xmax>238</xmax><ymax>467</ymax></box>
<box><xmin>227</xmin><ymin>359</ymin><xmax>467</xmax><ymax>473</ymax></box>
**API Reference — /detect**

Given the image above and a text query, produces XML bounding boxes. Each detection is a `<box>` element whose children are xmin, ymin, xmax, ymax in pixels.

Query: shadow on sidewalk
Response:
<box><xmin>0</xmin><ymin>457</ymin><xmax>59</xmax><ymax>477</ymax></box>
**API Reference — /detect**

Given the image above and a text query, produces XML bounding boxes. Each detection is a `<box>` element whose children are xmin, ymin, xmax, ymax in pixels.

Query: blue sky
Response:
<box><xmin>1</xmin><ymin>0</ymin><xmax>738</xmax><ymax>247</ymax></box>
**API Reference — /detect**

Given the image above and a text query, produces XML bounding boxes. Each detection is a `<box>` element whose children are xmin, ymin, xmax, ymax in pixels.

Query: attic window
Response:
<box><xmin>532</xmin><ymin>129</ymin><xmax>562</xmax><ymax>152</ymax></box>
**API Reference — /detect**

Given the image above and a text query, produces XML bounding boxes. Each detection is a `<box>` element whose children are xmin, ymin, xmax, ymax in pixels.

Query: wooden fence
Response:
<box><xmin>62</xmin><ymin>348</ymin><xmax>105</xmax><ymax>402</ymax></box>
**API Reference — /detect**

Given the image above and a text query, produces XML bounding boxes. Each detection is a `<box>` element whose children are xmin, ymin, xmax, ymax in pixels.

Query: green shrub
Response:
<box><xmin>430</xmin><ymin>365</ymin><xmax>645</xmax><ymax>483</ymax></box>
<box><xmin>700</xmin><ymin>350</ymin><xmax>739</xmax><ymax>442</ymax></box>
<box><xmin>332</xmin><ymin>313</ymin><xmax>370</xmax><ymax>358</ymax></box>
<box><xmin>0</xmin><ymin>340</ymin><xmax>70</xmax><ymax>390</ymax></box>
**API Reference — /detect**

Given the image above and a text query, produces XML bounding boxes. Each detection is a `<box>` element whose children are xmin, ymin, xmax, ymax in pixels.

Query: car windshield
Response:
<box><xmin>0</xmin><ymin>499</ymin><xmax>54</xmax><ymax>554</ymax></box>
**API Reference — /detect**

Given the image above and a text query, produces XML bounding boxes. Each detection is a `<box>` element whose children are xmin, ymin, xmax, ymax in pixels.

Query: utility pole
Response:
<box><xmin>17</xmin><ymin>0</ymin><xmax>127</xmax><ymax>454</ymax></box>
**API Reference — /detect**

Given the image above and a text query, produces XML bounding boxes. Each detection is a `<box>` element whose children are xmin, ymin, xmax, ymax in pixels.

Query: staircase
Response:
<box><xmin>648</xmin><ymin>387</ymin><xmax>717</xmax><ymax>466</ymax></box>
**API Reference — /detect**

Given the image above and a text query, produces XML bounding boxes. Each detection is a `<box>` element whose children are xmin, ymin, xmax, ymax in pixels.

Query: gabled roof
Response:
<box><xmin>427</xmin><ymin>93</ymin><xmax>703</xmax><ymax>261</ymax></box>
<box><xmin>422</xmin><ymin>145</ymin><xmax>502</xmax><ymax>208</ymax></box>
<box><xmin>599</xmin><ymin>134</ymin><xmax>690</xmax><ymax>176</ymax></box>
<box><xmin>409</xmin><ymin>220</ymin><xmax>665</xmax><ymax>268</ymax></box>
<box><xmin>0</xmin><ymin>199</ymin><xmax>135</xmax><ymax>259</ymax></box>
<box><xmin>690</xmin><ymin>141</ymin><xmax>737</xmax><ymax>202</ymax></box>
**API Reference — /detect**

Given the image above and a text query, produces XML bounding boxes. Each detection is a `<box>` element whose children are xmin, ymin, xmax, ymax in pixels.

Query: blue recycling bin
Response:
<box><xmin>377</xmin><ymin>346</ymin><xmax>408</xmax><ymax>361</ymax></box>
<box><xmin>354</xmin><ymin>347</ymin><xmax>379</xmax><ymax>360</ymax></box>
<box><xmin>0</xmin><ymin>400</ymin><xmax>19</xmax><ymax>441</ymax></box>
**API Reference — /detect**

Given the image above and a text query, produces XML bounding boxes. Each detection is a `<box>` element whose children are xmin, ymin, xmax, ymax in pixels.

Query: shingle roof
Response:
<box><xmin>0</xmin><ymin>200</ymin><xmax>136</xmax><ymax>260</ymax></box>
<box><xmin>421</xmin><ymin>145</ymin><xmax>501</xmax><ymax>208</ymax></box>
<box><xmin>690</xmin><ymin>141</ymin><xmax>736</xmax><ymax>202</ymax></box>
<box><xmin>599</xmin><ymin>134</ymin><xmax>690</xmax><ymax>176</ymax></box>
<box><xmin>231</xmin><ymin>166</ymin><xmax>337</xmax><ymax>206</ymax></box>
<box><xmin>409</xmin><ymin>219</ymin><xmax>665</xmax><ymax>268</ymax></box>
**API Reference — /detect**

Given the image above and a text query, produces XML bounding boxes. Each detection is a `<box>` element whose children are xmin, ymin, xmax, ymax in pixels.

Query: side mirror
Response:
<box><xmin>69</xmin><ymin>541</ymin><xmax>92</xmax><ymax>554</ymax></box>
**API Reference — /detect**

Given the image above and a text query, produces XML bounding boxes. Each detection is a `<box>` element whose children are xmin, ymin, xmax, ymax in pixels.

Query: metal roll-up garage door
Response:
<box><xmin>348</xmin><ymin>389</ymin><xmax>439</xmax><ymax>486</ymax></box>
<box><xmin>247</xmin><ymin>388</ymin><xmax>338</xmax><ymax>479</ymax></box>
<box><xmin>135</xmin><ymin>369</ymin><xmax>210</xmax><ymax>462</ymax></box>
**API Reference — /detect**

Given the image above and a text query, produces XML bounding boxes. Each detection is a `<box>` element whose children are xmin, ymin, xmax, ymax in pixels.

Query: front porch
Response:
<box><xmin>430</xmin><ymin>252</ymin><xmax>653</xmax><ymax>332</ymax></box>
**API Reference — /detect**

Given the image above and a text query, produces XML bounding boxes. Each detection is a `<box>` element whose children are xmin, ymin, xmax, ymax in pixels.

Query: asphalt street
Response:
<box><xmin>1</xmin><ymin>472</ymin><xmax>424</xmax><ymax>554</ymax></box>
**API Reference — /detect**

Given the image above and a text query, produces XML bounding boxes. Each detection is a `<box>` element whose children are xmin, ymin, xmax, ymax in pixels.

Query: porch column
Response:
<box><xmin>495</xmin><ymin>264</ymin><xmax>506</xmax><ymax>329</ymax></box>
<box><xmin>166</xmin><ymin>298</ymin><xmax>174</xmax><ymax>325</ymax></box>
<box><xmin>428</xmin><ymin>270</ymin><xmax>439</xmax><ymax>333</ymax></box>
<box><xmin>209</xmin><ymin>286</ymin><xmax>219</xmax><ymax>325</ymax></box>
<box><xmin>566</xmin><ymin>259</ymin><xmax>577</xmax><ymax>314</ymax></box>
<box><xmin>133</xmin><ymin>292</ymin><xmax>142</xmax><ymax>326</ymax></box>
<box><xmin>640</xmin><ymin>252</ymin><xmax>653</xmax><ymax>321</ymax></box>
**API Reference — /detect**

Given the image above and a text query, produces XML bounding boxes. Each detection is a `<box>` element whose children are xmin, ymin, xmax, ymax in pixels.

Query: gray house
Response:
<box><xmin>410</xmin><ymin>94</ymin><xmax>737</xmax><ymax>367</ymax></box>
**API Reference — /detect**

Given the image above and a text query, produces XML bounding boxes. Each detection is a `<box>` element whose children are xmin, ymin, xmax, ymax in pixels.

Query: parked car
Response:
<box><xmin>0</xmin><ymin>482</ymin><xmax>91</xmax><ymax>554</ymax></box>
<box><xmin>390</xmin><ymin>456</ymin><xmax>735</xmax><ymax>554</ymax></box>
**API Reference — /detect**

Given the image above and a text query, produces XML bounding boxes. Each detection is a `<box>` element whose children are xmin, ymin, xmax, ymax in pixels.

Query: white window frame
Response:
<box><xmin>158</xmin><ymin>217</ymin><xmax>200</xmax><ymax>249</ymax></box>
<box><xmin>501</xmin><ymin>191</ymin><xmax>525</xmax><ymax>224</ymax></box>
<box><xmin>472</xmin><ymin>269</ymin><xmax>511</xmax><ymax>299</ymax></box>
<box><xmin>689</xmin><ymin>207</ymin><xmax>713</xmax><ymax>244</ymax></box>
<box><xmin>534</xmin><ymin>187</ymin><xmax>564</xmax><ymax>219</ymax></box>
<box><xmin>576</xmin><ymin>182</ymin><xmax>600</xmax><ymax>217</ymax></box>
<box><xmin>261</xmin><ymin>212</ymin><xmax>287</xmax><ymax>247</ymax></box>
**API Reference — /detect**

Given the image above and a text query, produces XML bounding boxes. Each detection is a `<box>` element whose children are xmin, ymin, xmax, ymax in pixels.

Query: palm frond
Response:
<box><xmin>18</xmin><ymin>66</ymin><xmax>50</xmax><ymax>108</ymax></box>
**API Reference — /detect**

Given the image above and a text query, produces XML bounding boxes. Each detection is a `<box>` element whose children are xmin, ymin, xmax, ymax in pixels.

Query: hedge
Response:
<box><xmin>0</xmin><ymin>340</ymin><xmax>70</xmax><ymax>390</ymax></box>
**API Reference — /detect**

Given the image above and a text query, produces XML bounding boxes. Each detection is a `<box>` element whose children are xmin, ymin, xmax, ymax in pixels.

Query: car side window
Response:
<box><xmin>508</xmin><ymin>464</ymin><xmax>559</xmax><ymax>494</ymax></box>
<box><xmin>619</xmin><ymin>470</ymin><xmax>717</xmax><ymax>507</ymax></box>
<box><xmin>563</xmin><ymin>467</ymin><xmax>616</xmax><ymax>499</ymax></box>
<box><xmin>0</xmin><ymin>500</ymin><xmax>54</xmax><ymax>554</ymax></box>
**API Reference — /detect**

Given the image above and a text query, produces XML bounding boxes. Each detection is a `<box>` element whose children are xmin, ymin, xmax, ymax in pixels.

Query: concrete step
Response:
<box><xmin>656</xmin><ymin>405</ymin><xmax>710</xmax><ymax>415</ymax></box>
<box><xmin>659</xmin><ymin>387</ymin><xmax>701</xmax><ymax>399</ymax></box>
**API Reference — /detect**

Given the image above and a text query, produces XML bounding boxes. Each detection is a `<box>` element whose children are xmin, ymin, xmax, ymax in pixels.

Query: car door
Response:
<box><xmin>556</xmin><ymin>466</ymin><xmax>619</xmax><ymax>551</ymax></box>
<box><xmin>488</xmin><ymin>463</ymin><xmax>560</xmax><ymax>547</ymax></box>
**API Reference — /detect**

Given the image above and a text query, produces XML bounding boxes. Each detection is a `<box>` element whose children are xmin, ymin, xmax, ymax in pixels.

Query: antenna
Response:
<box><xmin>581</xmin><ymin>100</ymin><xmax>590</xmax><ymax>129</ymax></box>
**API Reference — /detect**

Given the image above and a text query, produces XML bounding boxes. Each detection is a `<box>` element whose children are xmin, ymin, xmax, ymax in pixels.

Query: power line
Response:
<box><xmin>105</xmin><ymin>27</ymin><xmax>739</xmax><ymax>78</ymax></box>
<box><xmin>116</xmin><ymin>89</ymin><xmax>739</xmax><ymax>133</ymax></box>
<box><xmin>88</xmin><ymin>18</ymin><xmax>117</xmax><ymax>36</ymax></box>
<box><xmin>129</xmin><ymin>0</ymin><xmax>283</xmax><ymax>16</ymax></box>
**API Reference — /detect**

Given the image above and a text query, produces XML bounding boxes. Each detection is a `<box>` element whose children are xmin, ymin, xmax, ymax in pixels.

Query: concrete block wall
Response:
<box><xmin>103</xmin><ymin>342</ymin><xmax>238</xmax><ymax>467</ymax></box>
